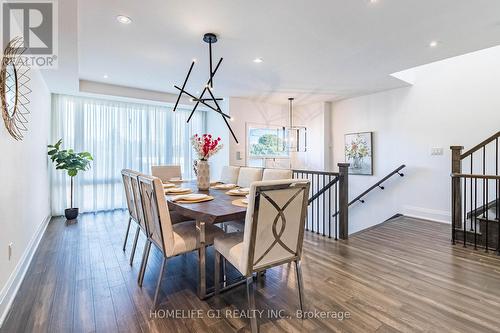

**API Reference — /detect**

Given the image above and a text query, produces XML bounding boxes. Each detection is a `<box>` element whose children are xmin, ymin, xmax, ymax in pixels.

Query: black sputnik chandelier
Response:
<box><xmin>172</xmin><ymin>33</ymin><xmax>238</xmax><ymax>143</ymax></box>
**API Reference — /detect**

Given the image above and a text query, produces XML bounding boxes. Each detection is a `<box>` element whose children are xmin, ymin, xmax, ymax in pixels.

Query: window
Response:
<box><xmin>50</xmin><ymin>94</ymin><xmax>206</xmax><ymax>215</ymax></box>
<box><xmin>247</xmin><ymin>125</ymin><xmax>288</xmax><ymax>159</ymax></box>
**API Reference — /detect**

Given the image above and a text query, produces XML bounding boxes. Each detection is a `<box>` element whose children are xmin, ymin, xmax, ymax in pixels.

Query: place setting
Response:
<box><xmin>171</xmin><ymin>193</ymin><xmax>214</xmax><ymax>204</ymax></box>
<box><xmin>232</xmin><ymin>195</ymin><xmax>249</xmax><ymax>207</ymax></box>
<box><xmin>211</xmin><ymin>183</ymin><xmax>238</xmax><ymax>190</ymax></box>
<box><xmin>164</xmin><ymin>187</ymin><xmax>192</xmax><ymax>195</ymax></box>
<box><xmin>226</xmin><ymin>187</ymin><xmax>249</xmax><ymax>196</ymax></box>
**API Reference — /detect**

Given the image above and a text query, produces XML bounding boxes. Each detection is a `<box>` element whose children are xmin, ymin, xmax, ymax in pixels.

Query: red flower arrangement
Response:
<box><xmin>191</xmin><ymin>134</ymin><xmax>223</xmax><ymax>161</ymax></box>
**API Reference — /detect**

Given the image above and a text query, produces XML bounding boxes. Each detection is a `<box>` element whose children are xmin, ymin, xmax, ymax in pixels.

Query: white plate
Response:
<box><xmin>241</xmin><ymin>198</ymin><xmax>249</xmax><ymax>204</ymax></box>
<box><xmin>173</xmin><ymin>193</ymin><xmax>208</xmax><ymax>201</ymax></box>
<box><xmin>163</xmin><ymin>183</ymin><xmax>176</xmax><ymax>188</ymax></box>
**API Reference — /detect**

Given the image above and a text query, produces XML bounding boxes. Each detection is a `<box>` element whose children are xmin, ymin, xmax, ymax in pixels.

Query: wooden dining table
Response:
<box><xmin>166</xmin><ymin>181</ymin><xmax>247</xmax><ymax>299</ymax></box>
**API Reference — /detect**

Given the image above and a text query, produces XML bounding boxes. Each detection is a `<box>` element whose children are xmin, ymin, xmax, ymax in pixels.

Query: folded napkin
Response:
<box><xmin>165</xmin><ymin>187</ymin><xmax>192</xmax><ymax>194</ymax></box>
<box><xmin>172</xmin><ymin>193</ymin><xmax>208</xmax><ymax>202</ymax></box>
<box><xmin>213</xmin><ymin>183</ymin><xmax>237</xmax><ymax>189</ymax></box>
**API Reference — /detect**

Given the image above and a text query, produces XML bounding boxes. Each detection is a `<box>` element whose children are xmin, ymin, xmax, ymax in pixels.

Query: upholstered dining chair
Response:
<box><xmin>262</xmin><ymin>168</ymin><xmax>293</xmax><ymax>181</ymax></box>
<box><xmin>237</xmin><ymin>167</ymin><xmax>263</xmax><ymax>188</ymax></box>
<box><xmin>137</xmin><ymin>175</ymin><xmax>225</xmax><ymax>309</ymax></box>
<box><xmin>151</xmin><ymin>165</ymin><xmax>182</xmax><ymax>183</ymax></box>
<box><xmin>213</xmin><ymin>179</ymin><xmax>310</xmax><ymax>333</ymax></box>
<box><xmin>121</xmin><ymin>169</ymin><xmax>148</xmax><ymax>266</ymax></box>
<box><xmin>219</xmin><ymin>165</ymin><xmax>240</xmax><ymax>184</ymax></box>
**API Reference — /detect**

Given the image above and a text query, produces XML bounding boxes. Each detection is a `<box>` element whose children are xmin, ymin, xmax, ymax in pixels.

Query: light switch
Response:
<box><xmin>431</xmin><ymin>147</ymin><xmax>444</xmax><ymax>156</ymax></box>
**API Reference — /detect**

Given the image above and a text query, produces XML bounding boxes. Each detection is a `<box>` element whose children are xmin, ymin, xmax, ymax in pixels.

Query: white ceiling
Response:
<box><xmin>65</xmin><ymin>0</ymin><xmax>500</xmax><ymax>103</ymax></box>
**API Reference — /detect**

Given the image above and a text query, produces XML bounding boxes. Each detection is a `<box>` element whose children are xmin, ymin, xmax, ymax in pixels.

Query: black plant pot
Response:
<box><xmin>65</xmin><ymin>208</ymin><xmax>79</xmax><ymax>220</ymax></box>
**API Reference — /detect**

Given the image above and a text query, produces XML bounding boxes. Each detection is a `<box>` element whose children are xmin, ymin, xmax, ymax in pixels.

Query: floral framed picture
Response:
<box><xmin>345</xmin><ymin>132</ymin><xmax>373</xmax><ymax>175</ymax></box>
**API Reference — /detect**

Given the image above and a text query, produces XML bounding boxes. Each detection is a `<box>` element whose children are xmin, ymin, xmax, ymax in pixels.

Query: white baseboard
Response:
<box><xmin>402</xmin><ymin>205</ymin><xmax>451</xmax><ymax>224</ymax></box>
<box><xmin>0</xmin><ymin>214</ymin><xmax>51</xmax><ymax>327</ymax></box>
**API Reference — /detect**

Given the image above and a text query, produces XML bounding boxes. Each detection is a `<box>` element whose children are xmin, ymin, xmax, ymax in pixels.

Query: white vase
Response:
<box><xmin>194</xmin><ymin>159</ymin><xmax>210</xmax><ymax>190</ymax></box>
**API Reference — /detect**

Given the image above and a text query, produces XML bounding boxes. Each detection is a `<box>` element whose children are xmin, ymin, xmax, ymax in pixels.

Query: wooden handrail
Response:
<box><xmin>451</xmin><ymin>173</ymin><xmax>500</xmax><ymax>180</ymax></box>
<box><xmin>348</xmin><ymin>164</ymin><xmax>406</xmax><ymax>206</ymax></box>
<box><xmin>332</xmin><ymin>164</ymin><xmax>406</xmax><ymax>217</ymax></box>
<box><xmin>292</xmin><ymin>169</ymin><xmax>339</xmax><ymax>176</ymax></box>
<box><xmin>460</xmin><ymin>131</ymin><xmax>500</xmax><ymax>159</ymax></box>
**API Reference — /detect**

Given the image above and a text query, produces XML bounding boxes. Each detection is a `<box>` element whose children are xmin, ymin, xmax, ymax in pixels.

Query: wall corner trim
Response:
<box><xmin>0</xmin><ymin>214</ymin><xmax>51</xmax><ymax>327</ymax></box>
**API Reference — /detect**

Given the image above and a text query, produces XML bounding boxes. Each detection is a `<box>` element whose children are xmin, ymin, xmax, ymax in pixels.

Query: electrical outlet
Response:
<box><xmin>8</xmin><ymin>242</ymin><xmax>13</xmax><ymax>261</ymax></box>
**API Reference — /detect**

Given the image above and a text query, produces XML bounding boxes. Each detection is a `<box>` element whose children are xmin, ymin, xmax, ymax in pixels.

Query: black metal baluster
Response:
<box><xmin>460</xmin><ymin>172</ymin><xmax>466</xmax><ymax>231</ymax></box>
<box><xmin>464</xmin><ymin>178</ymin><xmax>467</xmax><ymax>247</ymax></box>
<box><xmin>328</xmin><ymin>175</ymin><xmax>332</xmax><ymax>238</ymax></box>
<box><xmin>485</xmin><ymin>180</ymin><xmax>489</xmax><ymax>253</ymax></box>
<box><xmin>335</xmin><ymin>180</ymin><xmax>338</xmax><ymax>240</ymax></box>
<box><xmin>311</xmin><ymin>174</ymin><xmax>314</xmax><ymax>232</ymax></box>
<box><xmin>483</xmin><ymin>146</ymin><xmax>486</xmax><ymax>218</ymax></box>
<box><xmin>470</xmin><ymin>157</ymin><xmax>473</xmax><ymax>230</ymax></box>
<box><xmin>452</xmin><ymin>176</ymin><xmax>456</xmax><ymax>245</ymax></box>
<box><xmin>474</xmin><ymin>178</ymin><xmax>477</xmax><ymax>249</ymax></box>
<box><xmin>316</xmin><ymin>174</ymin><xmax>320</xmax><ymax>234</ymax></box>
<box><xmin>322</xmin><ymin>175</ymin><xmax>326</xmax><ymax>236</ymax></box>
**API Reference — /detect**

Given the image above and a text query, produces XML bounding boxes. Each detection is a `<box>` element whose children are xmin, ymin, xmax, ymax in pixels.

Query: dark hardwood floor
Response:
<box><xmin>2</xmin><ymin>211</ymin><xmax>500</xmax><ymax>333</ymax></box>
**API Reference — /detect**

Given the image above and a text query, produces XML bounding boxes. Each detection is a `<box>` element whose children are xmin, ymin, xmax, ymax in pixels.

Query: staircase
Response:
<box><xmin>451</xmin><ymin>131</ymin><xmax>500</xmax><ymax>253</ymax></box>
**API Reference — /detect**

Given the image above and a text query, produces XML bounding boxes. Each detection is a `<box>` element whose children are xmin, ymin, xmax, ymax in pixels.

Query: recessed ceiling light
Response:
<box><xmin>429</xmin><ymin>40</ymin><xmax>439</xmax><ymax>47</ymax></box>
<box><xmin>103</xmin><ymin>74</ymin><xmax>109</xmax><ymax>79</ymax></box>
<box><xmin>253</xmin><ymin>57</ymin><xmax>263</xmax><ymax>63</ymax></box>
<box><xmin>116</xmin><ymin>15</ymin><xmax>132</xmax><ymax>24</ymax></box>
<box><xmin>369</xmin><ymin>0</ymin><xmax>378</xmax><ymax>3</ymax></box>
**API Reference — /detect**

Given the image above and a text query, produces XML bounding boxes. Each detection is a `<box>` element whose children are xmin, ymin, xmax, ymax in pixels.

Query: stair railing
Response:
<box><xmin>332</xmin><ymin>164</ymin><xmax>406</xmax><ymax>217</ymax></box>
<box><xmin>451</xmin><ymin>173</ymin><xmax>500</xmax><ymax>253</ymax></box>
<box><xmin>292</xmin><ymin>163</ymin><xmax>349</xmax><ymax>240</ymax></box>
<box><xmin>451</xmin><ymin>131</ymin><xmax>500</xmax><ymax>253</ymax></box>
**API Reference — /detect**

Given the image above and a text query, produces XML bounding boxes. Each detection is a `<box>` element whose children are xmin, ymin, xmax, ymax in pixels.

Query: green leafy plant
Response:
<box><xmin>48</xmin><ymin>139</ymin><xmax>93</xmax><ymax>208</ymax></box>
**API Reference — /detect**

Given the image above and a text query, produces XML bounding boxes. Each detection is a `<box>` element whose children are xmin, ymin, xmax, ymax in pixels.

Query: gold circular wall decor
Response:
<box><xmin>1</xmin><ymin>37</ymin><xmax>31</xmax><ymax>141</ymax></box>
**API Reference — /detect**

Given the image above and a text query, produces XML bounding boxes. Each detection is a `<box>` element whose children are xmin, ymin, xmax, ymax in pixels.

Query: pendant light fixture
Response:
<box><xmin>286</xmin><ymin>98</ymin><xmax>307</xmax><ymax>152</ymax></box>
<box><xmin>172</xmin><ymin>33</ymin><xmax>238</xmax><ymax>143</ymax></box>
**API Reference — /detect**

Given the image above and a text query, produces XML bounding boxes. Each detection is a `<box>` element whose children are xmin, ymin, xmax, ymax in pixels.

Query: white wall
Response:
<box><xmin>331</xmin><ymin>45</ymin><xmax>500</xmax><ymax>233</ymax></box>
<box><xmin>0</xmin><ymin>69</ymin><xmax>51</xmax><ymax>324</ymax></box>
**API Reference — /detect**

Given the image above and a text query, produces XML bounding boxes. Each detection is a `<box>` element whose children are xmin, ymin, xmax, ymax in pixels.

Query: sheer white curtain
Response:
<box><xmin>50</xmin><ymin>94</ymin><xmax>205</xmax><ymax>215</ymax></box>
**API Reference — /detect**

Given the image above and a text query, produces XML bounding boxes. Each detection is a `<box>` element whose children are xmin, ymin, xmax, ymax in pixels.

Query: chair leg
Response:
<box><xmin>246</xmin><ymin>276</ymin><xmax>259</xmax><ymax>333</ymax></box>
<box><xmin>214</xmin><ymin>251</ymin><xmax>221</xmax><ymax>295</ymax></box>
<box><xmin>152</xmin><ymin>257</ymin><xmax>167</xmax><ymax>310</ymax></box>
<box><xmin>122</xmin><ymin>217</ymin><xmax>132</xmax><ymax>251</ymax></box>
<box><xmin>222</xmin><ymin>257</ymin><xmax>227</xmax><ymax>288</ymax></box>
<box><xmin>138</xmin><ymin>239</ymin><xmax>151</xmax><ymax>286</ymax></box>
<box><xmin>129</xmin><ymin>226</ymin><xmax>140</xmax><ymax>266</ymax></box>
<box><xmin>295</xmin><ymin>260</ymin><xmax>305</xmax><ymax>313</ymax></box>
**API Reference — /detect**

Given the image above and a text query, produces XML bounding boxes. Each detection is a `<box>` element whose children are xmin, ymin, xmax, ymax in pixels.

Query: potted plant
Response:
<box><xmin>48</xmin><ymin>139</ymin><xmax>93</xmax><ymax>220</ymax></box>
<box><xmin>191</xmin><ymin>134</ymin><xmax>222</xmax><ymax>190</ymax></box>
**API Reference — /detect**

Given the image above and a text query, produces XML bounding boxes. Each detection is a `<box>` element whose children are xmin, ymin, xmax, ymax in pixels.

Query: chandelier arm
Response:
<box><xmin>221</xmin><ymin>110</ymin><xmax>238</xmax><ymax>144</ymax></box>
<box><xmin>187</xmin><ymin>57</ymin><xmax>223</xmax><ymax>123</ymax></box>
<box><xmin>174</xmin><ymin>86</ymin><xmax>230</xmax><ymax>119</ymax></box>
<box><xmin>173</xmin><ymin>60</ymin><xmax>196</xmax><ymax>112</ymax></box>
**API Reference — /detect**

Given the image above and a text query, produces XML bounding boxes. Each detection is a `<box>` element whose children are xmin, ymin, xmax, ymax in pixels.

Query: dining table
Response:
<box><xmin>166</xmin><ymin>180</ymin><xmax>247</xmax><ymax>299</ymax></box>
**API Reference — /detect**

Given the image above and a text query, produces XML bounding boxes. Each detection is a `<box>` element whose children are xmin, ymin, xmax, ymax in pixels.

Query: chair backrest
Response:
<box><xmin>262</xmin><ymin>168</ymin><xmax>292</xmax><ymax>181</ymax></box>
<box><xmin>151</xmin><ymin>165</ymin><xmax>182</xmax><ymax>182</ymax></box>
<box><xmin>220</xmin><ymin>165</ymin><xmax>240</xmax><ymax>184</ymax></box>
<box><xmin>237</xmin><ymin>167</ymin><xmax>263</xmax><ymax>188</ymax></box>
<box><xmin>240</xmin><ymin>179</ymin><xmax>310</xmax><ymax>275</ymax></box>
<box><xmin>137</xmin><ymin>175</ymin><xmax>175</xmax><ymax>256</ymax></box>
<box><xmin>121</xmin><ymin>169</ymin><xmax>140</xmax><ymax>223</ymax></box>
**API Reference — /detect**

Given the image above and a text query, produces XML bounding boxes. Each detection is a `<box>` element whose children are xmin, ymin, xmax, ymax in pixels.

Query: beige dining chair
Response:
<box><xmin>213</xmin><ymin>179</ymin><xmax>310</xmax><ymax>333</ymax></box>
<box><xmin>237</xmin><ymin>167</ymin><xmax>263</xmax><ymax>188</ymax></box>
<box><xmin>219</xmin><ymin>165</ymin><xmax>240</xmax><ymax>184</ymax></box>
<box><xmin>262</xmin><ymin>168</ymin><xmax>293</xmax><ymax>181</ymax></box>
<box><xmin>121</xmin><ymin>169</ymin><xmax>148</xmax><ymax>266</ymax></box>
<box><xmin>137</xmin><ymin>175</ymin><xmax>225</xmax><ymax>309</ymax></box>
<box><xmin>151</xmin><ymin>165</ymin><xmax>182</xmax><ymax>182</ymax></box>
